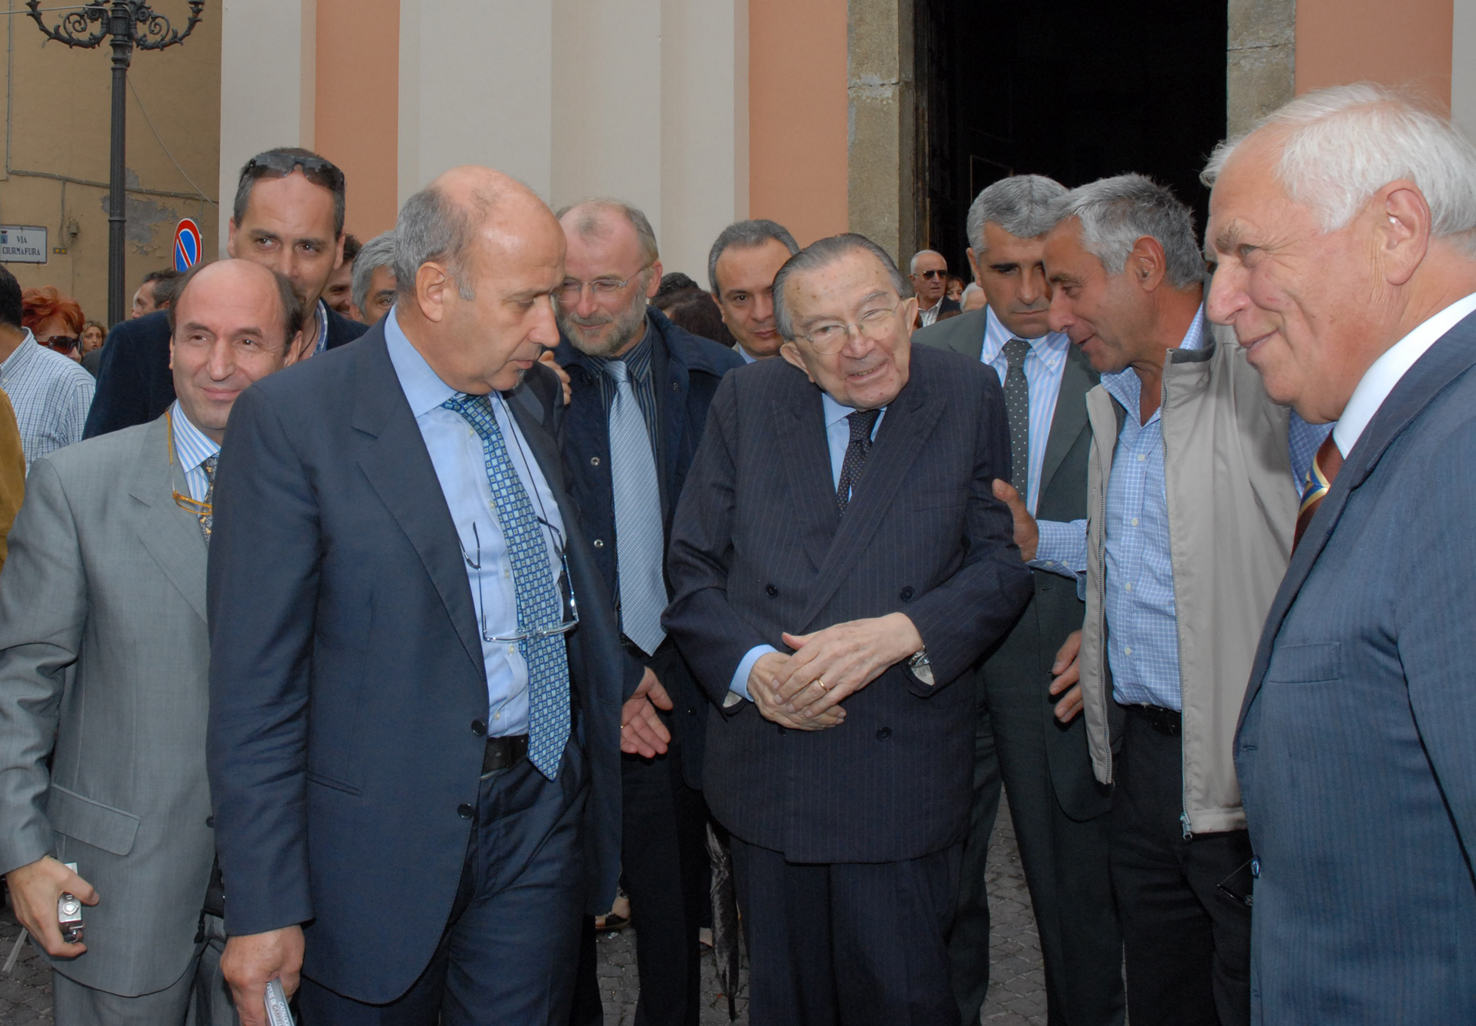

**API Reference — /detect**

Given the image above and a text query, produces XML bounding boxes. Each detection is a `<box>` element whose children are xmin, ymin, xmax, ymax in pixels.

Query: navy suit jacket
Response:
<box><xmin>664</xmin><ymin>345</ymin><xmax>1034</xmax><ymax>863</ymax></box>
<box><xmin>83</xmin><ymin>305</ymin><xmax>368</xmax><ymax>438</ymax></box>
<box><xmin>554</xmin><ymin>309</ymin><xmax>743</xmax><ymax>787</ymax></box>
<box><xmin>205</xmin><ymin>321</ymin><xmax>626</xmax><ymax>1002</ymax></box>
<box><xmin>1237</xmin><ymin>311</ymin><xmax>1476</xmax><ymax>1023</ymax></box>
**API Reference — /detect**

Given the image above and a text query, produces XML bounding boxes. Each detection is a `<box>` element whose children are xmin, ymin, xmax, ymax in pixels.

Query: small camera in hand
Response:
<box><xmin>57</xmin><ymin>862</ymin><xmax>84</xmax><ymax>944</ymax></box>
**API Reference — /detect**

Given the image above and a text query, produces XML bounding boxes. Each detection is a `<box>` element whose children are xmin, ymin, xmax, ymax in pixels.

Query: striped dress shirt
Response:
<box><xmin>577</xmin><ymin>319</ymin><xmax>660</xmax><ymax>447</ymax></box>
<box><xmin>0</xmin><ymin>330</ymin><xmax>95</xmax><ymax>473</ymax></box>
<box><xmin>168</xmin><ymin>400</ymin><xmax>219</xmax><ymax>503</ymax></box>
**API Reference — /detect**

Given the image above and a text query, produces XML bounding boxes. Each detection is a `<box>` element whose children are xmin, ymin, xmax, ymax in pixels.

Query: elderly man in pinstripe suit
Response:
<box><xmin>665</xmin><ymin>233</ymin><xmax>1033</xmax><ymax>1025</ymax></box>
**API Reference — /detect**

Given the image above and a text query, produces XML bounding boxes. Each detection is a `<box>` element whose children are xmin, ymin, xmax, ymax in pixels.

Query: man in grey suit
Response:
<box><xmin>1205</xmin><ymin>84</ymin><xmax>1476</xmax><ymax>1024</ymax></box>
<box><xmin>0</xmin><ymin>259</ymin><xmax>305</xmax><ymax>1024</ymax></box>
<box><xmin>915</xmin><ymin>175</ymin><xmax>1123</xmax><ymax>1026</ymax></box>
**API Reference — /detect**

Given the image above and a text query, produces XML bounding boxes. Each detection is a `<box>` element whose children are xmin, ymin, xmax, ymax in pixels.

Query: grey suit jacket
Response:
<box><xmin>0</xmin><ymin>415</ymin><xmax>215</xmax><ymax>996</ymax></box>
<box><xmin>913</xmin><ymin>309</ymin><xmax>1106</xmax><ymax>820</ymax></box>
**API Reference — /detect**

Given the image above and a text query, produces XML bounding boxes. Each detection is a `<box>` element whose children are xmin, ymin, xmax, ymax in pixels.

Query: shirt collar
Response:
<box><xmin>1101</xmin><ymin>303</ymin><xmax>1207</xmax><ymax>413</ymax></box>
<box><xmin>168</xmin><ymin>399</ymin><xmax>219</xmax><ymax>471</ymax></box>
<box><xmin>821</xmin><ymin>390</ymin><xmax>886</xmax><ymax>428</ymax></box>
<box><xmin>0</xmin><ymin>328</ymin><xmax>40</xmax><ymax>374</ymax></box>
<box><xmin>1332</xmin><ymin>291</ymin><xmax>1476</xmax><ymax>456</ymax></box>
<box><xmin>980</xmin><ymin>306</ymin><xmax>1071</xmax><ymax>369</ymax></box>
<box><xmin>385</xmin><ymin>306</ymin><xmax>458</xmax><ymax>416</ymax></box>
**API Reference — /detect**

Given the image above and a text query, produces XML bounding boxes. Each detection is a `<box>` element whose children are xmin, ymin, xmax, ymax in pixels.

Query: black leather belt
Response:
<box><xmin>483</xmin><ymin>734</ymin><xmax>529</xmax><ymax>774</ymax></box>
<box><xmin>1127</xmin><ymin>703</ymin><xmax>1182</xmax><ymax>737</ymax></box>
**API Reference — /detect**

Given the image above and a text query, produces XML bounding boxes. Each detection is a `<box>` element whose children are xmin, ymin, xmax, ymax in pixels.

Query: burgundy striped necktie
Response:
<box><xmin>1293</xmin><ymin>434</ymin><xmax>1344</xmax><ymax>552</ymax></box>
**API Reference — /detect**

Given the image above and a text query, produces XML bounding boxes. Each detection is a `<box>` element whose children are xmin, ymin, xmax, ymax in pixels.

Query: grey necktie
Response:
<box><xmin>1002</xmin><ymin>338</ymin><xmax>1031</xmax><ymax>497</ymax></box>
<box><xmin>605</xmin><ymin>360</ymin><xmax>667</xmax><ymax>656</ymax></box>
<box><xmin>199</xmin><ymin>453</ymin><xmax>218</xmax><ymax>540</ymax></box>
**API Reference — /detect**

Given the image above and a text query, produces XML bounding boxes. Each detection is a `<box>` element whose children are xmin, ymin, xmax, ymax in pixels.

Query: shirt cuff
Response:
<box><xmin>729</xmin><ymin>644</ymin><xmax>777</xmax><ymax>704</ymax></box>
<box><xmin>1029</xmin><ymin>518</ymin><xmax>1088</xmax><ymax>581</ymax></box>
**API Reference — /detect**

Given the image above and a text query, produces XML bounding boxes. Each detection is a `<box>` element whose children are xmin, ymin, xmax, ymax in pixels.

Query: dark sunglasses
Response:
<box><xmin>41</xmin><ymin>335</ymin><xmax>78</xmax><ymax>354</ymax></box>
<box><xmin>918</xmin><ymin>269</ymin><xmax>947</xmax><ymax>280</ymax></box>
<box><xmin>243</xmin><ymin>152</ymin><xmax>344</xmax><ymax>192</ymax></box>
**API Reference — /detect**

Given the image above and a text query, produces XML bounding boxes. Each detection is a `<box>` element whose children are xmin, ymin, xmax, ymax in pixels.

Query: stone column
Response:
<box><xmin>847</xmin><ymin>0</ymin><xmax>915</xmax><ymax>264</ymax></box>
<box><xmin>1227</xmin><ymin>0</ymin><xmax>1297</xmax><ymax>137</ymax></box>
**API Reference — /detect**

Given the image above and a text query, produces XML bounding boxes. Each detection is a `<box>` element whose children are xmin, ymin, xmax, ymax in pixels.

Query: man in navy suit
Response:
<box><xmin>1204</xmin><ymin>84</ymin><xmax>1476</xmax><ymax>1023</ymax></box>
<box><xmin>85</xmin><ymin>148</ymin><xmax>368</xmax><ymax>438</ymax></box>
<box><xmin>665</xmin><ymin>233</ymin><xmax>1033</xmax><ymax>1024</ymax></box>
<box><xmin>207</xmin><ymin>167</ymin><xmax>659</xmax><ymax>1026</ymax></box>
<box><xmin>552</xmin><ymin>199</ymin><xmax>742</xmax><ymax>1026</ymax></box>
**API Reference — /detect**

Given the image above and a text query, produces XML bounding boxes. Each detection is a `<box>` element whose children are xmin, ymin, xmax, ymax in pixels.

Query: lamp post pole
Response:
<box><xmin>27</xmin><ymin>1</ymin><xmax>205</xmax><ymax>325</ymax></box>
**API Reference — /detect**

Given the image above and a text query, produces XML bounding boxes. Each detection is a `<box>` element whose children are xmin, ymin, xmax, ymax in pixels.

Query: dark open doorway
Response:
<box><xmin>916</xmin><ymin>1</ymin><xmax>1228</xmax><ymax>273</ymax></box>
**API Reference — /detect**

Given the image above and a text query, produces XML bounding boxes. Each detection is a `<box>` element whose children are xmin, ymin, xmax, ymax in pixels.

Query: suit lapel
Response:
<box><xmin>797</xmin><ymin>378</ymin><xmax>945</xmax><ymax>629</ymax></box>
<box><xmin>1243</xmin><ymin>318</ymin><xmax>1476</xmax><ymax>714</ymax></box>
<box><xmin>350</xmin><ymin>335</ymin><xmax>484</xmax><ymax>676</ymax></box>
<box><xmin>1037</xmin><ymin>346</ymin><xmax>1094</xmax><ymax>496</ymax></box>
<box><xmin>775</xmin><ymin>384</ymin><xmax>841</xmax><ymax>572</ymax></box>
<box><xmin>129</xmin><ymin>415</ymin><xmax>208</xmax><ymax>623</ymax></box>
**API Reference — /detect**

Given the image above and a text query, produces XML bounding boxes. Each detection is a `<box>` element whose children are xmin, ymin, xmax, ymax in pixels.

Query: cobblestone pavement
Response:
<box><xmin>0</xmin><ymin>796</ymin><xmax>1044</xmax><ymax>1026</ymax></box>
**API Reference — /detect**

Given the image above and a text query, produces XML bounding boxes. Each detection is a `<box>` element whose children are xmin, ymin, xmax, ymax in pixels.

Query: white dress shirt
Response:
<box><xmin>1332</xmin><ymin>292</ymin><xmax>1476</xmax><ymax>457</ymax></box>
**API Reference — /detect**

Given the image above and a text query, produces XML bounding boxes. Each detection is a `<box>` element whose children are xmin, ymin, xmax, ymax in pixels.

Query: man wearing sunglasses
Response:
<box><xmin>0</xmin><ymin>273</ymin><xmax>94</xmax><ymax>472</ymax></box>
<box><xmin>910</xmin><ymin>249</ymin><xmax>961</xmax><ymax>329</ymax></box>
<box><xmin>84</xmin><ymin>147</ymin><xmax>369</xmax><ymax>439</ymax></box>
<box><xmin>0</xmin><ymin>259</ymin><xmax>304</xmax><ymax>1026</ymax></box>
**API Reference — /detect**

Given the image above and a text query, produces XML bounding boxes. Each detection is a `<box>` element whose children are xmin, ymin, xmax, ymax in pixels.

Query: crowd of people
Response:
<box><xmin>0</xmin><ymin>80</ymin><xmax>1473</xmax><ymax>1026</ymax></box>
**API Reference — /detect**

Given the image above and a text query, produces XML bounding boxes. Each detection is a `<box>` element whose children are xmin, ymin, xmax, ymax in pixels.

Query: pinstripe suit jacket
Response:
<box><xmin>664</xmin><ymin>345</ymin><xmax>1033</xmax><ymax>863</ymax></box>
<box><xmin>1237</xmin><ymin>312</ymin><xmax>1476</xmax><ymax>1022</ymax></box>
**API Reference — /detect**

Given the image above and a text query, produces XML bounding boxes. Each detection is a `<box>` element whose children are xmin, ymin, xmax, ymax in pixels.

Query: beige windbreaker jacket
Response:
<box><xmin>1080</xmin><ymin>329</ymin><xmax>1300</xmax><ymax>836</ymax></box>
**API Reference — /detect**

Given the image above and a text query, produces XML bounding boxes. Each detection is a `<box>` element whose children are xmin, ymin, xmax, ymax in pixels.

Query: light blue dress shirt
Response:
<box><xmin>168</xmin><ymin>400</ymin><xmax>219</xmax><ymax>502</ymax></box>
<box><xmin>737</xmin><ymin>346</ymin><xmax>758</xmax><ymax>365</ymax></box>
<box><xmin>1031</xmin><ymin>308</ymin><xmax>1331</xmax><ymax>710</ymax></box>
<box><xmin>385</xmin><ymin>310</ymin><xmax>566</xmax><ymax>735</ymax></box>
<box><xmin>727</xmin><ymin>392</ymin><xmax>887</xmax><ymax>700</ymax></box>
<box><xmin>977</xmin><ymin>307</ymin><xmax>1071</xmax><ymax>515</ymax></box>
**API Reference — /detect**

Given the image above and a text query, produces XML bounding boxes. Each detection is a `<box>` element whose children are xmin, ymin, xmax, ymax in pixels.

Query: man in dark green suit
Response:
<box><xmin>915</xmin><ymin>175</ymin><xmax>1123</xmax><ymax>1026</ymax></box>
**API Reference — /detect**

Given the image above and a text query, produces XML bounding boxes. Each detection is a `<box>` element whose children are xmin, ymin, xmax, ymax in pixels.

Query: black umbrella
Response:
<box><xmin>705</xmin><ymin>820</ymin><xmax>743</xmax><ymax>1020</ymax></box>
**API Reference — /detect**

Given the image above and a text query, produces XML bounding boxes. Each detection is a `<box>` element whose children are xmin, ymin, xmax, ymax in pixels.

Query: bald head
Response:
<box><xmin>169</xmin><ymin>259</ymin><xmax>302</xmax><ymax>350</ymax></box>
<box><xmin>392</xmin><ymin>165</ymin><xmax>565</xmax><ymax>394</ymax></box>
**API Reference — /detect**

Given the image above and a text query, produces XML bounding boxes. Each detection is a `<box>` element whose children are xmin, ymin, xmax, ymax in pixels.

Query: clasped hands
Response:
<box><xmin>746</xmin><ymin>612</ymin><xmax>924</xmax><ymax>731</ymax></box>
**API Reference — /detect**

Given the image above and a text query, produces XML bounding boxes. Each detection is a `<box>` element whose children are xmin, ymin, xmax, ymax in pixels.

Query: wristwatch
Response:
<box><xmin>908</xmin><ymin>647</ymin><xmax>934</xmax><ymax>686</ymax></box>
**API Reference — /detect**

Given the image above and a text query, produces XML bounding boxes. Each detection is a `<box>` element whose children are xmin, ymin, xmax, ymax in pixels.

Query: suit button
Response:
<box><xmin>205</xmin><ymin>815</ymin><xmax>214</xmax><ymax>828</ymax></box>
<box><xmin>457</xmin><ymin>803</ymin><xmax>474</xmax><ymax>819</ymax></box>
<box><xmin>590</xmin><ymin>456</ymin><xmax>600</xmax><ymax>466</ymax></box>
<box><xmin>876</xmin><ymin>727</ymin><xmax>892</xmax><ymax>741</ymax></box>
<box><xmin>766</xmin><ymin>584</ymin><xmax>778</xmax><ymax>597</ymax></box>
<box><xmin>899</xmin><ymin>586</ymin><xmax>914</xmax><ymax>601</ymax></box>
<box><xmin>1251</xmin><ymin>858</ymin><xmax>1260</xmax><ymax>878</ymax></box>
<box><xmin>471</xmin><ymin>719</ymin><xmax>487</xmax><ymax>736</ymax></box>
<box><xmin>593</xmin><ymin>539</ymin><xmax>605</xmax><ymax>548</ymax></box>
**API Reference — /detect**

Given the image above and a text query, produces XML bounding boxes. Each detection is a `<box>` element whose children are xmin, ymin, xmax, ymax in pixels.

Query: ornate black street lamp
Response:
<box><xmin>27</xmin><ymin>1</ymin><xmax>205</xmax><ymax>325</ymax></box>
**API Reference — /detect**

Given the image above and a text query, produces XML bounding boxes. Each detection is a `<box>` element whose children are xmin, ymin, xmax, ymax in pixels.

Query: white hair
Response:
<box><xmin>1203</xmin><ymin>83</ymin><xmax>1476</xmax><ymax>255</ymax></box>
<box><xmin>961</xmin><ymin>281</ymin><xmax>982</xmax><ymax>300</ymax></box>
<box><xmin>909</xmin><ymin>249</ymin><xmax>945</xmax><ymax>274</ymax></box>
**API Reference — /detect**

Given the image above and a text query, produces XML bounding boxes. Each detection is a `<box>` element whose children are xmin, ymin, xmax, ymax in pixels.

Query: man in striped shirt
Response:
<box><xmin>0</xmin><ymin>267</ymin><xmax>94</xmax><ymax>473</ymax></box>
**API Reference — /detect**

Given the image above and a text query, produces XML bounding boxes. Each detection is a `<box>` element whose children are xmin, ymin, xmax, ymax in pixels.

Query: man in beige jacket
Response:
<box><xmin>997</xmin><ymin>174</ymin><xmax>1326</xmax><ymax>1026</ymax></box>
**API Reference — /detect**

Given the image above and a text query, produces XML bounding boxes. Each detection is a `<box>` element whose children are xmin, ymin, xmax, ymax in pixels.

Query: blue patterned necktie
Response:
<box><xmin>442</xmin><ymin>393</ymin><xmax>571</xmax><ymax>779</ymax></box>
<box><xmin>199</xmin><ymin>453</ymin><xmax>218</xmax><ymax>540</ymax></box>
<box><xmin>604</xmin><ymin>359</ymin><xmax>667</xmax><ymax>656</ymax></box>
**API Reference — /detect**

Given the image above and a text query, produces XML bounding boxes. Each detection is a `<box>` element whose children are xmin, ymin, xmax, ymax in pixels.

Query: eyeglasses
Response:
<box><xmin>917</xmin><ymin>269</ymin><xmax>947</xmax><ymax>280</ymax></box>
<box><xmin>794</xmin><ymin>299</ymin><xmax>902</xmax><ymax>354</ymax></box>
<box><xmin>461</xmin><ymin>521</ymin><xmax>581</xmax><ymax>644</ymax></box>
<box><xmin>41</xmin><ymin>335</ymin><xmax>78</xmax><ymax>355</ymax></box>
<box><xmin>556</xmin><ymin>264</ymin><xmax>653</xmax><ymax>302</ymax></box>
<box><xmin>242</xmin><ymin>152</ymin><xmax>345</xmax><ymax>193</ymax></box>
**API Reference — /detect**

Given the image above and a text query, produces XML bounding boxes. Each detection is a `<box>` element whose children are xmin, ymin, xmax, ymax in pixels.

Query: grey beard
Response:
<box><xmin>558</xmin><ymin>301</ymin><xmax>648</xmax><ymax>358</ymax></box>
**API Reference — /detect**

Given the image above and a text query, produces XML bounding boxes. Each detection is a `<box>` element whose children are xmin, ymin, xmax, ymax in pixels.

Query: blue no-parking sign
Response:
<box><xmin>173</xmin><ymin>218</ymin><xmax>202</xmax><ymax>273</ymax></box>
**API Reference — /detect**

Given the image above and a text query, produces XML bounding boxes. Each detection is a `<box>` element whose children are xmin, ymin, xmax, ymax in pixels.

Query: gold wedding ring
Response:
<box><xmin>816</xmin><ymin>678</ymin><xmax>829</xmax><ymax>692</ymax></box>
